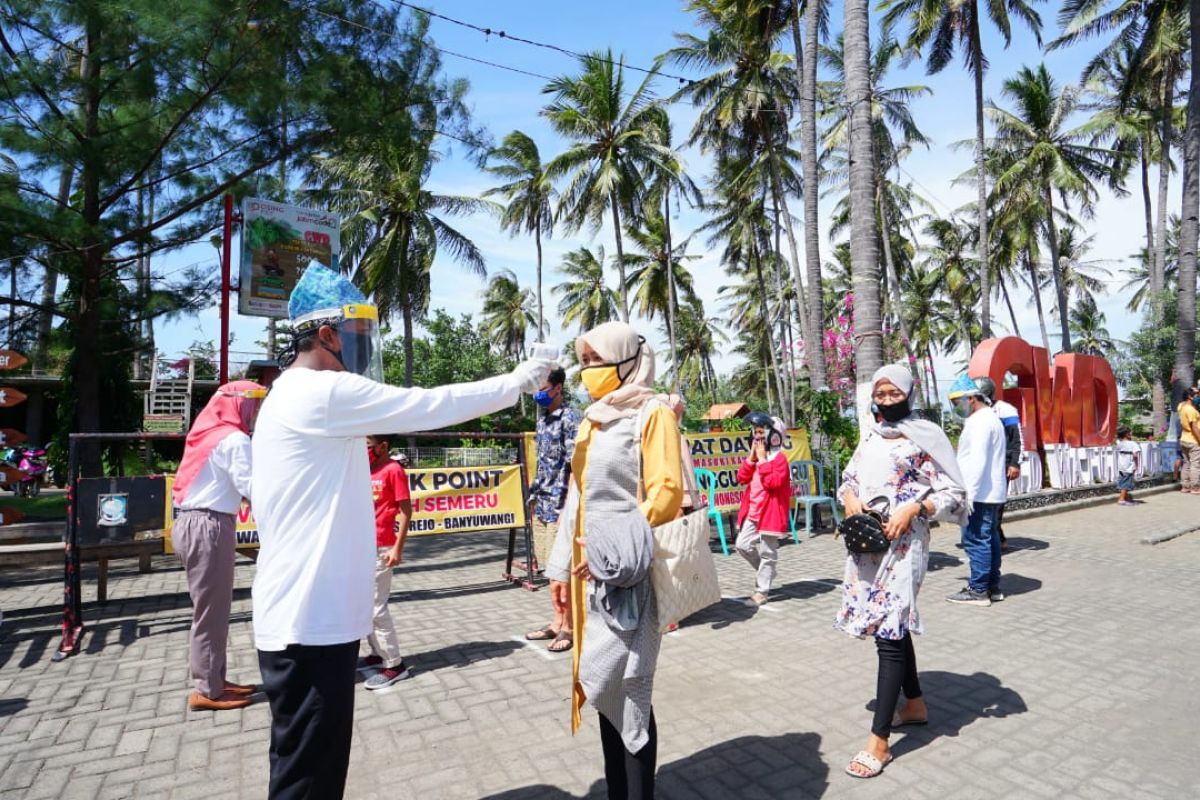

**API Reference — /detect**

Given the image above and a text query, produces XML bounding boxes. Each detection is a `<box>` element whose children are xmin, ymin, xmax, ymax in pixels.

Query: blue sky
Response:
<box><xmin>156</xmin><ymin>0</ymin><xmax>1167</xmax><ymax>394</ymax></box>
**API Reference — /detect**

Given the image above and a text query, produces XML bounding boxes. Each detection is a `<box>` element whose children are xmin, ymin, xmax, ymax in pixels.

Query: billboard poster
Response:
<box><xmin>239</xmin><ymin>197</ymin><xmax>340</xmax><ymax>318</ymax></box>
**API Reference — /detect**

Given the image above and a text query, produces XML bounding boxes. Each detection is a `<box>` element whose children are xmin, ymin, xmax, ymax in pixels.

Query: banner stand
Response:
<box><xmin>401</xmin><ymin>431</ymin><xmax>537</xmax><ymax>592</ymax></box>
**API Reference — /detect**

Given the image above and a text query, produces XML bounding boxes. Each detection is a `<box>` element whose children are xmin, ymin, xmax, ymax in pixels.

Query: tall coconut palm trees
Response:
<box><xmin>553</xmin><ymin>245</ymin><xmax>619</xmax><ymax>333</ymax></box>
<box><xmin>664</xmin><ymin>0</ymin><xmax>827</xmax><ymax>393</ymax></box>
<box><xmin>542</xmin><ymin>51</ymin><xmax>673</xmax><ymax>323</ymax></box>
<box><xmin>480</xmin><ymin>269</ymin><xmax>535</xmax><ymax>359</ymax></box>
<box><xmin>883</xmin><ymin>0</ymin><xmax>1043</xmax><ymax>339</ymax></box>
<box><xmin>1175</xmin><ymin>0</ymin><xmax>1199</xmax><ymax>402</ymax></box>
<box><xmin>312</xmin><ymin>140</ymin><xmax>493</xmax><ymax>386</ymax></box>
<box><xmin>483</xmin><ymin>131</ymin><xmax>555</xmax><ymax>338</ymax></box>
<box><xmin>843</xmin><ymin>0</ymin><xmax>884</xmax><ymax>384</ymax></box>
<box><xmin>986</xmin><ymin>64</ymin><xmax>1113</xmax><ymax>353</ymax></box>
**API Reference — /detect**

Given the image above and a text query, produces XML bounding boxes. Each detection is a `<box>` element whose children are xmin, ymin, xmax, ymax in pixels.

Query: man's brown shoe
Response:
<box><xmin>189</xmin><ymin>691</ymin><xmax>252</xmax><ymax>711</ymax></box>
<box><xmin>224</xmin><ymin>681</ymin><xmax>258</xmax><ymax>696</ymax></box>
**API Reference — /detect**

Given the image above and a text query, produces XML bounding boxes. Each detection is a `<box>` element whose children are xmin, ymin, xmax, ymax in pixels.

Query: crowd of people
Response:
<box><xmin>171</xmin><ymin>263</ymin><xmax>1148</xmax><ymax>798</ymax></box>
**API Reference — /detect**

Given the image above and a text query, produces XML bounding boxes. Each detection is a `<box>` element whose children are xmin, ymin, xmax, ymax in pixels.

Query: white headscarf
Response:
<box><xmin>576</xmin><ymin>322</ymin><xmax>657</xmax><ymax>425</ymax></box>
<box><xmin>871</xmin><ymin>364</ymin><xmax>968</xmax><ymax>518</ymax></box>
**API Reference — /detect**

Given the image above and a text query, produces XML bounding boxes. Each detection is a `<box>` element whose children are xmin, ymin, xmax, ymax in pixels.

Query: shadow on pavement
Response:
<box><xmin>480</xmin><ymin>731</ymin><xmax>829</xmax><ymax>800</ymax></box>
<box><xmin>770</xmin><ymin>578</ymin><xmax>839</xmax><ymax>604</ymax></box>
<box><xmin>886</xmin><ymin>670</ymin><xmax>1028</xmax><ymax>761</ymax></box>
<box><xmin>406</xmin><ymin>639</ymin><xmax>523</xmax><ymax>672</ymax></box>
<box><xmin>1004</xmin><ymin>537</ymin><xmax>1049</xmax><ymax>552</ymax></box>
<box><xmin>927</xmin><ymin>550</ymin><xmax>963</xmax><ymax>571</ymax></box>
<box><xmin>680</xmin><ymin>596</ymin><xmax>759</xmax><ymax>630</ymax></box>
<box><xmin>0</xmin><ymin>698</ymin><xmax>28</xmax><ymax>717</ymax></box>
<box><xmin>999</xmin><ymin>573</ymin><xmax>1042</xmax><ymax>596</ymax></box>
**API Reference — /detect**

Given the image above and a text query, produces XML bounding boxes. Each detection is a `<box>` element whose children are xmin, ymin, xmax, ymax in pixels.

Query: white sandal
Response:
<box><xmin>845</xmin><ymin>750</ymin><xmax>893</xmax><ymax>779</ymax></box>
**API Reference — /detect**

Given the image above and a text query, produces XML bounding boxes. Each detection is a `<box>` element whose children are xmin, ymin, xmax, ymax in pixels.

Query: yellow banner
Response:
<box><xmin>162</xmin><ymin>476</ymin><xmax>259</xmax><ymax>553</ymax></box>
<box><xmin>164</xmin><ymin>464</ymin><xmax>530</xmax><ymax>550</ymax></box>
<box><xmin>687</xmin><ymin>428</ymin><xmax>813</xmax><ymax>511</ymax></box>
<box><xmin>408</xmin><ymin>464</ymin><xmax>526</xmax><ymax>536</ymax></box>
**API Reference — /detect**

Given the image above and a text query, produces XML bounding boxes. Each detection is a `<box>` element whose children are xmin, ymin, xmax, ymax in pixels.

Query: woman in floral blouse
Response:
<box><xmin>836</xmin><ymin>364</ymin><xmax>967</xmax><ymax>779</ymax></box>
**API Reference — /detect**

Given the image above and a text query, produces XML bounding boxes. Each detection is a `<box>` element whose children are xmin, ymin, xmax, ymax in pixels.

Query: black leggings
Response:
<box><xmin>598</xmin><ymin>710</ymin><xmax>657</xmax><ymax>800</ymax></box>
<box><xmin>872</xmin><ymin>633</ymin><xmax>922</xmax><ymax>738</ymax></box>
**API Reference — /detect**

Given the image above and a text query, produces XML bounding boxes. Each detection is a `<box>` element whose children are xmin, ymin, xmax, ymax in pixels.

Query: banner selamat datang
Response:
<box><xmin>163</xmin><ymin>465</ymin><xmax>528</xmax><ymax>550</ymax></box>
<box><xmin>688</xmin><ymin>428</ymin><xmax>814</xmax><ymax>511</ymax></box>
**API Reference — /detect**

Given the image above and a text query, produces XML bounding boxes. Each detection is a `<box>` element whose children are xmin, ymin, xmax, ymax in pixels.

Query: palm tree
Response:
<box><xmin>480</xmin><ymin>270</ymin><xmax>535</xmax><ymax>359</ymax></box>
<box><xmin>1044</xmin><ymin>226</ymin><xmax>1111</xmax><ymax>307</ymax></box>
<box><xmin>921</xmin><ymin>216</ymin><xmax>982</xmax><ymax>355</ymax></box>
<box><xmin>542</xmin><ymin>51</ymin><xmax>673</xmax><ymax>323</ymax></box>
<box><xmin>1121</xmin><ymin>215</ymin><xmax>1180</xmax><ymax>311</ymax></box>
<box><xmin>821</xmin><ymin>29</ymin><xmax>931</xmax><ymax>378</ymax></box>
<box><xmin>671</xmin><ymin>299</ymin><xmax>727</xmax><ymax>395</ymax></box>
<box><xmin>312</xmin><ymin>140</ymin><xmax>494</xmax><ymax>386</ymax></box>
<box><xmin>883</xmin><ymin>0</ymin><xmax>1043</xmax><ymax>339</ymax></box>
<box><xmin>1068</xmin><ymin>295</ymin><xmax>1114</xmax><ymax>356</ymax></box>
<box><xmin>483</xmin><ymin>131</ymin><xmax>555</xmax><ymax>338</ymax></box>
<box><xmin>792</xmin><ymin>0</ymin><xmax>829</xmax><ymax>395</ymax></box>
<box><xmin>986</xmin><ymin>64</ymin><xmax>1114</xmax><ymax>353</ymax></box>
<box><xmin>844</xmin><ymin>0</ymin><xmax>884</xmax><ymax>383</ymax></box>
<box><xmin>642</xmin><ymin>109</ymin><xmax>703</xmax><ymax>385</ymax></box>
<box><xmin>664</xmin><ymin>0</ymin><xmax>827</xmax><ymax>391</ymax></box>
<box><xmin>553</xmin><ymin>245</ymin><xmax>619</xmax><ymax>333</ymax></box>
<box><xmin>1049</xmin><ymin>0</ymin><xmax>1188</xmax><ymax>303</ymax></box>
<box><xmin>1176</xmin><ymin>0</ymin><xmax>1199</xmax><ymax>402</ymax></box>
<box><xmin>622</xmin><ymin>213</ymin><xmax>701</xmax><ymax>329</ymax></box>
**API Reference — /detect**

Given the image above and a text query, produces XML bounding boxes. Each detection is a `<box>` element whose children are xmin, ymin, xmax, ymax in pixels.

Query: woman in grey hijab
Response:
<box><xmin>835</xmin><ymin>364</ymin><xmax>967</xmax><ymax>779</ymax></box>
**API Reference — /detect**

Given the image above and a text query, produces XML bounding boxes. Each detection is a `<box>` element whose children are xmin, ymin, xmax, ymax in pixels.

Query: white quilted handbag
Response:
<box><xmin>636</xmin><ymin>402</ymin><xmax>721</xmax><ymax>632</ymax></box>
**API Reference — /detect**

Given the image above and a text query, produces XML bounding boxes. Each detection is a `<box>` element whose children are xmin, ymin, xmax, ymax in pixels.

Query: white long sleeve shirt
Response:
<box><xmin>957</xmin><ymin>407</ymin><xmax>1008</xmax><ymax>505</ymax></box>
<box><xmin>178</xmin><ymin>433</ymin><xmax>253</xmax><ymax>514</ymax></box>
<box><xmin>250</xmin><ymin>367</ymin><xmax>523</xmax><ymax>651</ymax></box>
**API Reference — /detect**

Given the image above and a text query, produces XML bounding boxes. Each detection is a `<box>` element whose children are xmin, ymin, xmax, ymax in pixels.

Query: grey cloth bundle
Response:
<box><xmin>584</xmin><ymin>508</ymin><xmax>654</xmax><ymax>631</ymax></box>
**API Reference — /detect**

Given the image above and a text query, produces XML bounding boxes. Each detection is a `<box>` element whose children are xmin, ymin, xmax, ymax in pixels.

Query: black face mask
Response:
<box><xmin>875</xmin><ymin>399</ymin><xmax>911</xmax><ymax>423</ymax></box>
<box><xmin>322</xmin><ymin>329</ymin><xmax>374</xmax><ymax>376</ymax></box>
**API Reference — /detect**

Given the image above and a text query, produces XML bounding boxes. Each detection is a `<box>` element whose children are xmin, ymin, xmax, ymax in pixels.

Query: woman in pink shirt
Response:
<box><xmin>735</xmin><ymin>413</ymin><xmax>793</xmax><ymax>605</ymax></box>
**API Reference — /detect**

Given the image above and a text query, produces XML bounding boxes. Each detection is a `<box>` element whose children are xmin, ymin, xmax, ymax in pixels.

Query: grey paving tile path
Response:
<box><xmin>2</xmin><ymin>491</ymin><xmax>1198</xmax><ymax>799</ymax></box>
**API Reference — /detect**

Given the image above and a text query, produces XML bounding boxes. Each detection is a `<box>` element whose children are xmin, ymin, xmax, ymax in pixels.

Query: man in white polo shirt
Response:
<box><xmin>946</xmin><ymin>374</ymin><xmax>1007</xmax><ymax>607</ymax></box>
<box><xmin>251</xmin><ymin>266</ymin><xmax>551</xmax><ymax>799</ymax></box>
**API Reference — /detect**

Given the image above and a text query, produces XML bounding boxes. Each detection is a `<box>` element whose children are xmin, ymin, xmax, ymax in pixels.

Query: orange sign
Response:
<box><xmin>0</xmin><ymin>351</ymin><xmax>27</xmax><ymax>371</ymax></box>
<box><xmin>969</xmin><ymin>337</ymin><xmax>1119</xmax><ymax>449</ymax></box>
<box><xmin>0</xmin><ymin>388</ymin><xmax>27</xmax><ymax>408</ymax></box>
<box><xmin>0</xmin><ymin>507</ymin><xmax>24</xmax><ymax>525</ymax></box>
<box><xmin>0</xmin><ymin>466</ymin><xmax>27</xmax><ymax>484</ymax></box>
<box><xmin>0</xmin><ymin>428</ymin><xmax>25</xmax><ymax>446</ymax></box>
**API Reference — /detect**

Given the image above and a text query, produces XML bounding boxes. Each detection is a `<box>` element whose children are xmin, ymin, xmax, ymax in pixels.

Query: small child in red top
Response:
<box><xmin>735</xmin><ymin>413</ymin><xmax>793</xmax><ymax>606</ymax></box>
<box><xmin>361</xmin><ymin>434</ymin><xmax>413</xmax><ymax>689</ymax></box>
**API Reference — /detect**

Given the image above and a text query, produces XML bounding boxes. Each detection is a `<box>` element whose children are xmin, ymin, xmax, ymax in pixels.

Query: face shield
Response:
<box><xmin>294</xmin><ymin>303</ymin><xmax>384</xmax><ymax>383</ymax></box>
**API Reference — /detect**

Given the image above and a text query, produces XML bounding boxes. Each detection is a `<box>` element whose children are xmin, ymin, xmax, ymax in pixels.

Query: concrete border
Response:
<box><xmin>1002</xmin><ymin>482</ymin><xmax>1180</xmax><ymax>523</ymax></box>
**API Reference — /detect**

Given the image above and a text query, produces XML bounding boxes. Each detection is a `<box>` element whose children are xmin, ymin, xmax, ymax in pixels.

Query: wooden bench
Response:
<box><xmin>0</xmin><ymin>538</ymin><xmax>163</xmax><ymax>603</ymax></box>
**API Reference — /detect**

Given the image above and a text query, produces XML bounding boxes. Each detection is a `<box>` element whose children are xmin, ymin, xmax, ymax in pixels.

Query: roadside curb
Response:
<box><xmin>1003</xmin><ymin>482</ymin><xmax>1179</xmax><ymax>524</ymax></box>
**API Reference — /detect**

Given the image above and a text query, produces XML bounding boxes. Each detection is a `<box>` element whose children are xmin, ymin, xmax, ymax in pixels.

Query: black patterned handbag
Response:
<box><xmin>835</xmin><ymin>497</ymin><xmax>891</xmax><ymax>554</ymax></box>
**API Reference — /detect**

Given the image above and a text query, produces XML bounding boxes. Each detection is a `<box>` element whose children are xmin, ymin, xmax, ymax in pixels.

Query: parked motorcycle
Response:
<box><xmin>3</xmin><ymin>445</ymin><xmax>46</xmax><ymax>497</ymax></box>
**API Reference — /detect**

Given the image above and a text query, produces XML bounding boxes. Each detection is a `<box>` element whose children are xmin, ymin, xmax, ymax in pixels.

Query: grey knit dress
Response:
<box><xmin>566</xmin><ymin>413</ymin><xmax>662</xmax><ymax>753</ymax></box>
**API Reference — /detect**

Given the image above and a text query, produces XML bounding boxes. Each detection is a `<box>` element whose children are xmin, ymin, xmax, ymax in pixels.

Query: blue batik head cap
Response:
<box><xmin>282</xmin><ymin>265</ymin><xmax>384</xmax><ymax>382</ymax></box>
<box><xmin>287</xmin><ymin>265</ymin><xmax>371</xmax><ymax>328</ymax></box>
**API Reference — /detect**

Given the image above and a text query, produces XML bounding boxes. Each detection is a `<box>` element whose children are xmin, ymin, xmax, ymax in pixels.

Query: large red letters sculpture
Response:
<box><xmin>968</xmin><ymin>337</ymin><xmax>1118</xmax><ymax>449</ymax></box>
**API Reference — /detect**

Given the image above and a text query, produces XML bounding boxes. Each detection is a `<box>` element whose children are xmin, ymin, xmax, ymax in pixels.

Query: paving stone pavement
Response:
<box><xmin>2</xmin><ymin>491</ymin><xmax>1198</xmax><ymax>799</ymax></box>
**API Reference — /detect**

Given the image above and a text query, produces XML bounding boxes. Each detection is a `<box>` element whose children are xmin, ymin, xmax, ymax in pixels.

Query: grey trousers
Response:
<box><xmin>175</xmin><ymin>508</ymin><xmax>236</xmax><ymax>698</ymax></box>
<box><xmin>735</xmin><ymin>519</ymin><xmax>780</xmax><ymax>596</ymax></box>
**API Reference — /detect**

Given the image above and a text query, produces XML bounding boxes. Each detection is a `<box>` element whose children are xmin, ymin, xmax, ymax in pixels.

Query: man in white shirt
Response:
<box><xmin>979</xmin><ymin>378</ymin><xmax>1023</xmax><ymax>549</ymax></box>
<box><xmin>251</xmin><ymin>266</ymin><xmax>551</xmax><ymax>799</ymax></box>
<box><xmin>946</xmin><ymin>375</ymin><xmax>1007</xmax><ymax>607</ymax></box>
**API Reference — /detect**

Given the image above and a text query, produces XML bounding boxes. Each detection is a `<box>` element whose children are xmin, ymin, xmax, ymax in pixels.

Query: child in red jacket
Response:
<box><xmin>735</xmin><ymin>413</ymin><xmax>793</xmax><ymax>606</ymax></box>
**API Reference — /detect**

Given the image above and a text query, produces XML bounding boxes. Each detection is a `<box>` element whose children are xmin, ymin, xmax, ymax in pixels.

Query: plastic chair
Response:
<box><xmin>789</xmin><ymin>459</ymin><xmax>840</xmax><ymax>537</ymax></box>
<box><xmin>693</xmin><ymin>468</ymin><xmax>730</xmax><ymax>556</ymax></box>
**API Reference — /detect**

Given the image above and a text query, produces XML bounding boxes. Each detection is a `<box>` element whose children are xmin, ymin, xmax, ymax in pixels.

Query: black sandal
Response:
<box><xmin>548</xmin><ymin>629</ymin><xmax>573</xmax><ymax>652</ymax></box>
<box><xmin>525</xmin><ymin>625</ymin><xmax>557</xmax><ymax>641</ymax></box>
